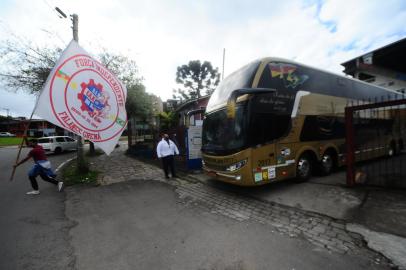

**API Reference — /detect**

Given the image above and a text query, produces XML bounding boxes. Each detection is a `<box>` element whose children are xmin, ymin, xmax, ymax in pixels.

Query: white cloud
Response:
<box><xmin>319</xmin><ymin>0</ymin><xmax>406</xmax><ymax>49</ymax></box>
<box><xmin>0</xmin><ymin>0</ymin><xmax>405</xmax><ymax>117</ymax></box>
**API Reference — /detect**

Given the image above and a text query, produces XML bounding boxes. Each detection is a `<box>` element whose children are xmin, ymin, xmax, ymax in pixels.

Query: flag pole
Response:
<box><xmin>9</xmin><ymin>108</ymin><xmax>36</xmax><ymax>181</ymax></box>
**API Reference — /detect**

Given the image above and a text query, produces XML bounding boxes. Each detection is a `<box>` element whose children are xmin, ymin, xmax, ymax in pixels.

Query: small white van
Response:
<box><xmin>37</xmin><ymin>136</ymin><xmax>77</xmax><ymax>154</ymax></box>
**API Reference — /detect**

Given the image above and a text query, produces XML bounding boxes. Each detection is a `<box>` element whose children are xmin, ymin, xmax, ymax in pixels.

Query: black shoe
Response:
<box><xmin>172</xmin><ymin>175</ymin><xmax>178</xmax><ymax>178</ymax></box>
<box><xmin>165</xmin><ymin>176</ymin><xmax>169</xmax><ymax>179</ymax></box>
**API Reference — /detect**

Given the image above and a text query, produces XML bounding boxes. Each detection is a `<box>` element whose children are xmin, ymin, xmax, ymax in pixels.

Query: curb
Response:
<box><xmin>347</xmin><ymin>223</ymin><xmax>406</xmax><ymax>270</ymax></box>
<box><xmin>55</xmin><ymin>157</ymin><xmax>77</xmax><ymax>173</ymax></box>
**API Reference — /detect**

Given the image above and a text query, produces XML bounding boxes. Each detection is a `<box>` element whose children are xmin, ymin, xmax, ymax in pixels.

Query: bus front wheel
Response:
<box><xmin>296</xmin><ymin>154</ymin><xmax>312</xmax><ymax>181</ymax></box>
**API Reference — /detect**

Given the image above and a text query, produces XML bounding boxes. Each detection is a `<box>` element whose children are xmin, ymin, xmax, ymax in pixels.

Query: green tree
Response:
<box><xmin>0</xmin><ymin>39</ymin><xmax>150</xmax><ymax>119</ymax></box>
<box><xmin>0</xmin><ymin>40</ymin><xmax>146</xmax><ymax>101</ymax></box>
<box><xmin>96</xmin><ymin>52</ymin><xmax>152</xmax><ymax>119</ymax></box>
<box><xmin>0</xmin><ymin>39</ymin><xmax>60</xmax><ymax>94</ymax></box>
<box><xmin>0</xmin><ymin>115</ymin><xmax>12</xmax><ymax>122</ymax></box>
<box><xmin>158</xmin><ymin>111</ymin><xmax>178</xmax><ymax>131</ymax></box>
<box><xmin>98</xmin><ymin>51</ymin><xmax>143</xmax><ymax>88</ymax></box>
<box><xmin>173</xmin><ymin>60</ymin><xmax>220</xmax><ymax>101</ymax></box>
<box><xmin>126</xmin><ymin>84</ymin><xmax>152</xmax><ymax>120</ymax></box>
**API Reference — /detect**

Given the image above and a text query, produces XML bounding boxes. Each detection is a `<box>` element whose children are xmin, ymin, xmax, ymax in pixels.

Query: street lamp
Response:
<box><xmin>55</xmin><ymin>7</ymin><xmax>67</xmax><ymax>18</ymax></box>
<box><xmin>55</xmin><ymin>7</ymin><xmax>79</xmax><ymax>42</ymax></box>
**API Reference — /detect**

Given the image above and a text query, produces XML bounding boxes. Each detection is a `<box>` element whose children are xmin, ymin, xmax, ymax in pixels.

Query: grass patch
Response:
<box><xmin>62</xmin><ymin>160</ymin><xmax>99</xmax><ymax>186</ymax></box>
<box><xmin>0</xmin><ymin>137</ymin><xmax>25</xmax><ymax>146</ymax></box>
<box><xmin>86</xmin><ymin>148</ymin><xmax>104</xmax><ymax>157</ymax></box>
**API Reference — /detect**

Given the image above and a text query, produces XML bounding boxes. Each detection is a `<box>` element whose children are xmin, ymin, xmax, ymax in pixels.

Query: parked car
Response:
<box><xmin>0</xmin><ymin>132</ymin><xmax>16</xmax><ymax>137</ymax></box>
<box><xmin>37</xmin><ymin>136</ymin><xmax>77</xmax><ymax>154</ymax></box>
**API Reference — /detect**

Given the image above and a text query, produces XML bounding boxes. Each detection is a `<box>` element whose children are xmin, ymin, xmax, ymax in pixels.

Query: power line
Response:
<box><xmin>42</xmin><ymin>0</ymin><xmax>60</xmax><ymax>17</ymax></box>
<box><xmin>40</xmin><ymin>1</ymin><xmax>75</xmax><ymax>46</ymax></box>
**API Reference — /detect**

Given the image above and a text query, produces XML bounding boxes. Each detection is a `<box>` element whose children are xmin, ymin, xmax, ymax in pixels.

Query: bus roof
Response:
<box><xmin>261</xmin><ymin>56</ymin><xmax>399</xmax><ymax>94</ymax></box>
<box><xmin>206</xmin><ymin>57</ymin><xmax>402</xmax><ymax>113</ymax></box>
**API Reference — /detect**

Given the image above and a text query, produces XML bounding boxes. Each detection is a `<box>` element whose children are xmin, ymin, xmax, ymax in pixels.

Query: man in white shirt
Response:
<box><xmin>156</xmin><ymin>133</ymin><xmax>179</xmax><ymax>179</ymax></box>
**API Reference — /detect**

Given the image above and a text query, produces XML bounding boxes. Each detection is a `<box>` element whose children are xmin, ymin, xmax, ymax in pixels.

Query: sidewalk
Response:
<box><xmin>86</xmin><ymin>146</ymin><xmax>406</xmax><ymax>269</ymax></box>
<box><xmin>90</xmin><ymin>146</ymin><xmax>165</xmax><ymax>185</ymax></box>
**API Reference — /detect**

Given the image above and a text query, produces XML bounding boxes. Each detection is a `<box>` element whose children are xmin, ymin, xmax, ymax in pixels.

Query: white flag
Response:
<box><xmin>35</xmin><ymin>40</ymin><xmax>127</xmax><ymax>155</ymax></box>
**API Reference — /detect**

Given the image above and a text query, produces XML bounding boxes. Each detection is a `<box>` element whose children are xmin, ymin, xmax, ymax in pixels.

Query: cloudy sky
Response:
<box><xmin>0</xmin><ymin>0</ymin><xmax>405</xmax><ymax>117</ymax></box>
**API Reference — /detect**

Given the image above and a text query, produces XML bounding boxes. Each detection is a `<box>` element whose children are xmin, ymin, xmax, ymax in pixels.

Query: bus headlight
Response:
<box><xmin>226</xmin><ymin>159</ymin><xmax>247</xmax><ymax>172</ymax></box>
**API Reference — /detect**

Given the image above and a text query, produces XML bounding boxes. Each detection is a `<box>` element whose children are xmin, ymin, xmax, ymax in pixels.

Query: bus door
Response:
<box><xmin>249</xmin><ymin>106</ymin><xmax>294</xmax><ymax>183</ymax></box>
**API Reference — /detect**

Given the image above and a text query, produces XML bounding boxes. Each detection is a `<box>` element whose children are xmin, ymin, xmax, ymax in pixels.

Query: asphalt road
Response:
<box><xmin>66</xmin><ymin>180</ymin><xmax>390</xmax><ymax>270</ymax></box>
<box><xmin>0</xmin><ymin>147</ymin><xmax>76</xmax><ymax>270</ymax></box>
<box><xmin>0</xmin><ymin>145</ymin><xmax>394</xmax><ymax>269</ymax></box>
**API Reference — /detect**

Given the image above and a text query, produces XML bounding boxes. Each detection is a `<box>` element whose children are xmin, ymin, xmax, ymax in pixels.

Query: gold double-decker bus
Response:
<box><xmin>201</xmin><ymin>58</ymin><xmax>403</xmax><ymax>186</ymax></box>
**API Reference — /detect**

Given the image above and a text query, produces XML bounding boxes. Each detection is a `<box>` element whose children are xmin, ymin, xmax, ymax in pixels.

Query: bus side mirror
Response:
<box><xmin>226</xmin><ymin>88</ymin><xmax>276</xmax><ymax>119</ymax></box>
<box><xmin>226</xmin><ymin>92</ymin><xmax>238</xmax><ymax>119</ymax></box>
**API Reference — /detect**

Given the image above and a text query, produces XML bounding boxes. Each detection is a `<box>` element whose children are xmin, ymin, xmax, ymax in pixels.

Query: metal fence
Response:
<box><xmin>345</xmin><ymin>96</ymin><xmax>406</xmax><ymax>188</ymax></box>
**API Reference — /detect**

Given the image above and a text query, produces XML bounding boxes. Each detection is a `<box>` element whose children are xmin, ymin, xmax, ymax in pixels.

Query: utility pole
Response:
<box><xmin>70</xmin><ymin>13</ymin><xmax>88</xmax><ymax>172</ymax></box>
<box><xmin>72</xmin><ymin>14</ymin><xmax>79</xmax><ymax>42</ymax></box>
<box><xmin>55</xmin><ymin>7</ymin><xmax>87</xmax><ymax>171</ymax></box>
<box><xmin>71</xmin><ymin>13</ymin><xmax>95</xmax><ymax>156</ymax></box>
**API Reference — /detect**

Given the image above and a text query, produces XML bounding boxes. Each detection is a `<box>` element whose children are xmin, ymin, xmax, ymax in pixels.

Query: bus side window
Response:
<box><xmin>250</xmin><ymin>113</ymin><xmax>291</xmax><ymax>145</ymax></box>
<box><xmin>300</xmin><ymin>116</ymin><xmax>345</xmax><ymax>141</ymax></box>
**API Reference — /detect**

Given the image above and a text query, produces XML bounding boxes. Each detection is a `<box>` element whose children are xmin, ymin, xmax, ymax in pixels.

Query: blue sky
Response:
<box><xmin>0</xmin><ymin>0</ymin><xmax>405</xmax><ymax>117</ymax></box>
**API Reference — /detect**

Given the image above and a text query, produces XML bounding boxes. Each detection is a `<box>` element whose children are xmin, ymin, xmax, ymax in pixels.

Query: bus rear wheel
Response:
<box><xmin>319</xmin><ymin>152</ymin><xmax>335</xmax><ymax>176</ymax></box>
<box><xmin>296</xmin><ymin>154</ymin><xmax>312</xmax><ymax>181</ymax></box>
<box><xmin>388</xmin><ymin>141</ymin><xmax>396</xmax><ymax>157</ymax></box>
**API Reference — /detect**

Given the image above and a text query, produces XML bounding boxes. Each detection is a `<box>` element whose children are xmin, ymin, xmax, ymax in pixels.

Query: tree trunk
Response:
<box><xmin>89</xmin><ymin>141</ymin><xmax>95</xmax><ymax>155</ymax></box>
<box><xmin>127</xmin><ymin>120</ymin><xmax>133</xmax><ymax>147</ymax></box>
<box><xmin>76</xmin><ymin>137</ymin><xmax>88</xmax><ymax>173</ymax></box>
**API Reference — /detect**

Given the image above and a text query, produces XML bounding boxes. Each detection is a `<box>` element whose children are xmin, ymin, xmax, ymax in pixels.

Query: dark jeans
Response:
<box><xmin>161</xmin><ymin>155</ymin><xmax>176</xmax><ymax>178</ymax></box>
<box><xmin>28</xmin><ymin>163</ymin><xmax>58</xmax><ymax>190</ymax></box>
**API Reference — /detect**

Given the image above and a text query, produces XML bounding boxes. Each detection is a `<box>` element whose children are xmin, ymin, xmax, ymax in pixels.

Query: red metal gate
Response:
<box><xmin>345</xmin><ymin>96</ymin><xmax>406</xmax><ymax>187</ymax></box>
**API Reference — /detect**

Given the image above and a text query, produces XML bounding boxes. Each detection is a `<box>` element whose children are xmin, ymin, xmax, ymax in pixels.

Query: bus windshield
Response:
<box><xmin>202</xmin><ymin>104</ymin><xmax>247</xmax><ymax>155</ymax></box>
<box><xmin>206</xmin><ymin>60</ymin><xmax>260</xmax><ymax>113</ymax></box>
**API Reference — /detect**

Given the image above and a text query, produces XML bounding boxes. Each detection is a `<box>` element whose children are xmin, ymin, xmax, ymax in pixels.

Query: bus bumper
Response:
<box><xmin>202</xmin><ymin>166</ymin><xmax>264</xmax><ymax>186</ymax></box>
<box><xmin>203</xmin><ymin>167</ymin><xmax>242</xmax><ymax>181</ymax></box>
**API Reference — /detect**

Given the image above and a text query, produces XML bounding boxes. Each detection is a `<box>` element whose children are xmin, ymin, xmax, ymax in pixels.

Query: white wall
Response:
<box><xmin>355</xmin><ymin>66</ymin><xmax>406</xmax><ymax>94</ymax></box>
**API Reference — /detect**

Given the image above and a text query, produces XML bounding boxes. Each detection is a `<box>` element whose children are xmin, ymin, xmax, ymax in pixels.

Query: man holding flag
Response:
<box><xmin>13</xmin><ymin>139</ymin><xmax>63</xmax><ymax>195</ymax></box>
